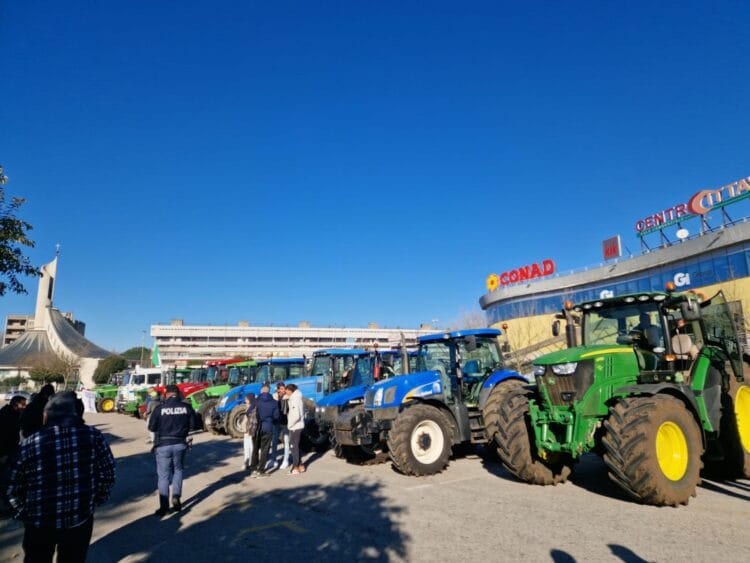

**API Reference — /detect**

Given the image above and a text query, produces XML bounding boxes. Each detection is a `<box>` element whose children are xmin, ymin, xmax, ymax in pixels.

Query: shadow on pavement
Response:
<box><xmin>90</xmin><ymin>476</ymin><xmax>409</xmax><ymax>562</ymax></box>
<box><xmin>608</xmin><ymin>543</ymin><xmax>651</xmax><ymax>562</ymax></box>
<box><xmin>700</xmin><ymin>479</ymin><xmax>750</xmax><ymax>502</ymax></box>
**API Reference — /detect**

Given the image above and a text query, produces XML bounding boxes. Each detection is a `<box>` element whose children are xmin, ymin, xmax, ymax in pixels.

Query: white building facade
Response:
<box><xmin>151</xmin><ymin>320</ymin><xmax>438</xmax><ymax>365</ymax></box>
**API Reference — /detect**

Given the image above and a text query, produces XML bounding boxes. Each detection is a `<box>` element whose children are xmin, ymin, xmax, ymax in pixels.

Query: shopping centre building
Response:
<box><xmin>480</xmin><ymin>175</ymin><xmax>750</xmax><ymax>353</ymax></box>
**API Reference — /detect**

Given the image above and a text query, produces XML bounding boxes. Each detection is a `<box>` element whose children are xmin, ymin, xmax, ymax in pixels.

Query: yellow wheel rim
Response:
<box><xmin>736</xmin><ymin>386</ymin><xmax>750</xmax><ymax>453</ymax></box>
<box><xmin>656</xmin><ymin>421</ymin><xmax>689</xmax><ymax>481</ymax></box>
<box><xmin>102</xmin><ymin>398</ymin><xmax>114</xmax><ymax>412</ymax></box>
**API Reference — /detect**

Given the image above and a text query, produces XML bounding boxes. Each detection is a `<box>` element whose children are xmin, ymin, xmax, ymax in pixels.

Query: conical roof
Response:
<box><xmin>0</xmin><ymin>330</ymin><xmax>60</xmax><ymax>367</ymax></box>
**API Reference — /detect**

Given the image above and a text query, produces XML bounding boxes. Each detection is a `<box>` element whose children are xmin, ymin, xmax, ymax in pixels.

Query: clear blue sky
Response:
<box><xmin>1</xmin><ymin>2</ymin><xmax>749</xmax><ymax>352</ymax></box>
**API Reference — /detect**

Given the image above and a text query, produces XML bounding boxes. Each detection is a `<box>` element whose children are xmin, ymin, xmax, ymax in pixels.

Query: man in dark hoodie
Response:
<box><xmin>249</xmin><ymin>384</ymin><xmax>279</xmax><ymax>478</ymax></box>
<box><xmin>20</xmin><ymin>384</ymin><xmax>55</xmax><ymax>439</ymax></box>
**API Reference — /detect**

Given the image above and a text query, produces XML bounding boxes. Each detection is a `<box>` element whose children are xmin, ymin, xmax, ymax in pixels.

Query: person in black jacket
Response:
<box><xmin>0</xmin><ymin>395</ymin><xmax>27</xmax><ymax>513</ymax></box>
<box><xmin>249</xmin><ymin>384</ymin><xmax>279</xmax><ymax>478</ymax></box>
<box><xmin>20</xmin><ymin>384</ymin><xmax>54</xmax><ymax>439</ymax></box>
<box><xmin>147</xmin><ymin>385</ymin><xmax>195</xmax><ymax>516</ymax></box>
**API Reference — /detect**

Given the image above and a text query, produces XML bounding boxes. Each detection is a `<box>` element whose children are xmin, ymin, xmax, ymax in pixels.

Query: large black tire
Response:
<box><xmin>387</xmin><ymin>403</ymin><xmax>453</xmax><ymax>476</ymax></box>
<box><xmin>97</xmin><ymin>397</ymin><xmax>116</xmax><ymax>413</ymax></box>
<box><xmin>714</xmin><ymin>381</ymin><xmax>750</xmax><ymax>479</ymax></box>
<box><xmin>602</xmin><ymin>395</ymin><xmax>703</xmax><ymax>506</ymax></box>
<box><xmin>483</xmin><ymin>379</ymin><xmax>525</xmax><ymax>446</ymax></box>
<box><xmin>494</xmin><ymin>386</ymin><xmax>573</xmax><ymax>485</ymax></box>
<box><xmin>226</xmin><ymin>404</ymin><xmax>246</xmax><ymax>439</ymax></box>
<box><xmin>198</xmin><ymin>398</ymin><xmax>219</xmax><ymax>434</ymax></box>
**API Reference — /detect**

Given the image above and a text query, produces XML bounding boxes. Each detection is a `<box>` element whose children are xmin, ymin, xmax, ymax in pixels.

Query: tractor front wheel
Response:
<box><xmin>602</xmin><ymin>395</ymin><xmax>702</xmax><ymax>506</ymax></box>
<box><xmin>97</xmin><ymin>397</ymin><xmax>116</xmax><ymax>413</ymax></box>
<box><xmin>494</xmin><ymin>386</ymin><xmax>573</xmax><ymax>485</ymax></box>
<box><xmin>387</xmin><ymin>403</ymin><xmax>453</xmax><ymax>476</ymax></box>
<box><xmin>226</xmin><ymin>405</ymin><xmax>246</xmax><ymax>439</ymax></box>
<box><xmin>198</xmin><ymin>399</ymin><xmax>219</xmax><ymax>432</ymax></box>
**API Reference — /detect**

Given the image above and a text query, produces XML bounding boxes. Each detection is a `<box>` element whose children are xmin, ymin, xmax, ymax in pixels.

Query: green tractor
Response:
<box><xmin>92</xmin><ymin>373</ymin><xmax>123</xmax><ymax>413</ymax></box>
<box><xmin>493</xmin><ymin>288</ymin><xmax>750</xmax><ymax>506</ymax></box>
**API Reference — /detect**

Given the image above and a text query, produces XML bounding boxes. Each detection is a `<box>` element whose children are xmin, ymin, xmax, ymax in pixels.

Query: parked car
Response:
<box><xmin>3</xmin><ymin>390</ymin><xmax>32</xmax><ymax>402</ymax></box>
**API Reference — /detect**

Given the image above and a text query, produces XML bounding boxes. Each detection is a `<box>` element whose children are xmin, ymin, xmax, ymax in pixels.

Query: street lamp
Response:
<box><xmin>140</xmin><ymin>330</ymin><xmax>146</xmax><ymax>366</ymax></box>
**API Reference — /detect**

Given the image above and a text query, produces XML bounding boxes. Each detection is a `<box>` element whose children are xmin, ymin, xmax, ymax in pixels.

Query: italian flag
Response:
<box><xmin>151</xmin><ymin>342</ymin><xmax>161</xmax><ymax>367</ymax></box>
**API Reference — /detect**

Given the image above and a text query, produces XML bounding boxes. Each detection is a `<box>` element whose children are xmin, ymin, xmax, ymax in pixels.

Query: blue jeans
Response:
<box><xmin>270</xmin><ymin>425</ymin><xmax>290</xmax><ymax>466</ymax></box>
<box><xmin>155</xmin><ymin>443</ymin><xmax>187</xmax><ymax>499</ymax></box>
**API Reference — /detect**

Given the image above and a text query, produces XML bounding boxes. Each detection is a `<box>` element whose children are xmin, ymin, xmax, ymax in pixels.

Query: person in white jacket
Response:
<box><xmin>285</xmin><ymin>384</ymin><xmax>305</xmax><ymax>474</ymax></box>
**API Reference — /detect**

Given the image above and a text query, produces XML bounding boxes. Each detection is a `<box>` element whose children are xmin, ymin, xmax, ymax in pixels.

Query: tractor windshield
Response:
<box><xmin>256</xmin><ymin>363</ymin><xmax>305</xmax><ymax>383</ymax></box>
<box><xmin>417</xmin><ymin>342</ymin><xmax>453</xmax><ymax>376</ymax></box>
<box><xmin>583</xmin><ymin>302</ymin><xmax>664</xmax><ymax>351</ymax></box>
<box><xmin>228</xmin><ymin>367</ymin><xmax>241</xmax><ymax>385</ymax></box>
<box><xmin>351</xmin><ymin>356</ymin><xmax>375</xmax><ymax>386</ymax></box>
<box><xmin>314</xmin><ymin>355</ymin><xmax>355</xmax><ymax>393</ymax></box>
<box><xmin>206</xmin><ymin>367</ymin><xmax>218</xmax><ymax>383</ymax></box>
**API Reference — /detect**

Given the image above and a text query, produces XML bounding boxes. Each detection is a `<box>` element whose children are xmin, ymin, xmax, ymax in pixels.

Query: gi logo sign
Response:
<box><xmin>673</xmin><ymin>272</ymin><xmax>691</xmax><ymax>287</ymax></box>
<box><xmin>600</xmin><ymin>289</ymin><xmax>614</xmax><ymax>299</ymax></box>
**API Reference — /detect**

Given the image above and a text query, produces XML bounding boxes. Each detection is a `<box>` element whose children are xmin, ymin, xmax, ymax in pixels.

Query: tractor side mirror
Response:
<box><xmin>681</xmin><ymin>300</ymin><xmax>701</xmax><ymax>321</ymax></box>
<box><xmin>463</xmin><ymin>335</ymin><xmax>477</xmax><ymax>352</ymax></box>
<box><xmin>552</xmin><ymin>320</ymin><xmax>561</xmax><ymax>337</ymax></box>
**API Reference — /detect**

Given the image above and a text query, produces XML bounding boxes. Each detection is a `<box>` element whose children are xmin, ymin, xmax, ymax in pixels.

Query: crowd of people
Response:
<box><xmin>0</xmin><ymin>385</ymin><xmax>116</xmax><ymax>563</ymax></box>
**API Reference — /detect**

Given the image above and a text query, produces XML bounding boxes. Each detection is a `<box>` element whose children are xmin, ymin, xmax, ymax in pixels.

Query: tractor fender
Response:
<box><xmin>477</xmin><ymin>370</ymin><xmax>528</xmax><ymax>411</ymax></box>
<box><xmin>613</xmin><ymin>383</ymin><xmax>706</xmax><ymax>446</ymax></box>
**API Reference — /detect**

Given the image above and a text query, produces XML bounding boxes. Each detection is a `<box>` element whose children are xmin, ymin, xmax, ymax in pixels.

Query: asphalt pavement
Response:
<box><xmin>1</xmin><ymin>411</ymin><xmax>749</xmax><ymax>562</ymax></box>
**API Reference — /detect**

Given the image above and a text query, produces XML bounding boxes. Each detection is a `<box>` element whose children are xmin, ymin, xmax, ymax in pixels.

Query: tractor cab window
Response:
<box><xmin>121</xmin><ymin>373</ymin><xmax>132</xmax><ymax>385</ymax></box>
<box><xmin>286</xmin><ymin>364</ymin><xmax>305</xmax><ymax>380</ymax></box>
<box><xmin>147</xmin><ymin>373</ymin><xmax>160</xmax><ymax>385</ymax></box>
<box><xmin>458</xmin><ymin>336</ymin><xmax>504</xmax><ymax>377</ymax></box>
<box><xmin>228</xmin><ymin>367</ymin><xmax>241</xmax><ymax>385</ymax></box>
<box><xmin>132</xmin><ymin>374</ymin><xmax>145</xmax><ymax>385</ymax></box>
<box><xmin>351</xmin><ymin>356</ymin><xmax>374</xmax><ymax>387</ymax></box>
<box><xmin>699</xmin><ymin>292</ymin><xmax>742</xmax><ymax>376</ymax></box>
<box><xmin>206</xmin><ymin>367</ymin><xmax>218</xmax><ymax>383</ymax></box>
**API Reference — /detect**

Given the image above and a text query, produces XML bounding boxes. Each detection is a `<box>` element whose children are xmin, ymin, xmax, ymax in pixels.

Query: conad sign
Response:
<box><xmin>486</xmin><ymin>259</ymin><xmax>555</xmax><ymax>291</ymax></box>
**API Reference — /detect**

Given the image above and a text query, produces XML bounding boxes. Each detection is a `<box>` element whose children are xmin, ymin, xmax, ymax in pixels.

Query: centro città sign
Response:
<box><xmin>635</xmin><ymin>175</ymin><xmax>750</xmax><ymax>233</ymax></box>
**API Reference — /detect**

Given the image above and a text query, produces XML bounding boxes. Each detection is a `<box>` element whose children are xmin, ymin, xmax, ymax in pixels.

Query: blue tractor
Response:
<box><xmin>213</xmin><ymin>358</ymin><xmax>307</xmax><ymax>438</ymax></box>
<box><xmin>335</xmin><ymin>328</ymin><xmax>527</xmax><ymax>475</ymax></box>
<box><xmin>314</xmin><ymin>348</ymin><xmax>413</xmax><ymax>463</ymax></box>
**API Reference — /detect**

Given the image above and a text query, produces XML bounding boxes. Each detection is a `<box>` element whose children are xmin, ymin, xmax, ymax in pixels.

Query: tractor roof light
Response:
<box><xmin>665</xmin><ymin>353</ymin><xmax>677</xmax><ymax>362</ymax></box>
<box><xmin>653</xmin><ymin>294</ymin><xmax>666</xmax><ymax>301</ymax></box>
<box><xmin>665</xmin><ymin>282</ymin><xmax>676</xmax><ymax>292</ymax></box>
<box><xmin>583</xmin><ymin>303</ymin><xmax>592</xmax><ymax>310</ymax></box>
<box><xmin>564</xmin><ymin>300</ymin><xmax>574</xmax><ymax>311</ymax></box>
<box><xmin>594</xmin><ymin>301</ymin><xmax>603</xmax><ymax>308</ymax></box>
<box><xmin>501</xmin><ymin>323</ymin><xmax>509</xmax><ymax>330</ymax></box>
<box><xmin>624</xmin><ymin>297</ymin><xmax>635</xmax><ymax>303</ymax></box>
<box><xmin>638</xmin><ymin>295</ymin><xmax>650</xmax><ymax>301</ymax></box>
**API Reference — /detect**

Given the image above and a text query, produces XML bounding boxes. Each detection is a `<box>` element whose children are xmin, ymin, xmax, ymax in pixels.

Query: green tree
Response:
<box><xmin>29</xmin><ymin>356</ymin><xmax>80</xmax><ymax>386</ymax></box>
<box><xmin>120</xmin><ymin>346</ymin><xmax>152</xmax><ymax>366</ymax></box>
<box><xmin>93</xmin><ymin>355</ymin><xmax>129</xmax><ymax>384</ymax></box>
<box><xmin>0</xmin><ymin>165</ymin><xmax>38</xmax><ymax>296</ymax></box>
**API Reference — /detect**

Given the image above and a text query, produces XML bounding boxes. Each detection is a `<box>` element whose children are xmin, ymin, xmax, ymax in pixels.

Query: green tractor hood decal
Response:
<box><xmin>535</xmin><ymin>344</ymin><xmax>634</xmax><ymax>366</ymax></box>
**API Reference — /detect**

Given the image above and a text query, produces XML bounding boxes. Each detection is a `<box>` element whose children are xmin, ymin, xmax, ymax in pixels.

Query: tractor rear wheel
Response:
<box><xmin>483</xmin><ymin>379</ymin><xmax>525</xmax><ymax>446</ymax></box>
<box><xmin>226</xmin><ymin>405</ymin><xmax>246</xmax><ymax>439</ymax></box>
<box><xmin>97</xmin><ymin>397</ymin><xmax>116</xmax><ymax>413</ymax></box>
<box><xmin>199</xmin><ymin>399</ymin><xmax>219</xmax><ymax>433</ymax></box>
<box><xmin>715</xmin><ymin>381</ymin><xmax>750</xmax><ymax>479</ymax></box>
<box><xmin>494</xmin><ymin>386</ymin><xmax>573</xmax><ymax>485</ymax></box>
<box><xmin>602</xmin><ymin>395</ymin><xmax>702</xmax><ymax>506</ymax></box>
<box><xmin>387</xmin><ymin>403</ymin><xmax>453</xmax><ymax>476</ymax></box>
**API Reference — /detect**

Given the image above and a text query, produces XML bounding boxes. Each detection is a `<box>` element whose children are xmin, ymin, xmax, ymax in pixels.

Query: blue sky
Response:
<box><xmin>1</xmin><ymin>2</ymin><xmax>749</xmax><ymax>351</ymax></box>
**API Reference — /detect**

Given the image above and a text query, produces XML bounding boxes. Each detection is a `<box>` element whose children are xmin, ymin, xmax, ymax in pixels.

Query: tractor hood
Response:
<box><xmin>366</xmin><ymin>370</ymin><xmax>443</xmax><ymax>409</ymax></box>
<box><xmin>317</xmin><ymin>384</ymin><xmax>368</xmax><ymax>408</ymax></box>
<box><xmin>534</xmin><ymin>344</ymin><xmax>634</xmax><ymax>366</ymax></box>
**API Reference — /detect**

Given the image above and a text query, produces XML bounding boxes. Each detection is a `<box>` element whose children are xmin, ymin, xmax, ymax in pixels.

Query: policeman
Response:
<box><xmin>148</xmin><ymin>384</ymin><xmax>195</xmax><ymax>517</ymax></box>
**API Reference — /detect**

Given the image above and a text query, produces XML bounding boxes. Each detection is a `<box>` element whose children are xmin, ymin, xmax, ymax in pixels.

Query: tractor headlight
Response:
<box><xmin>532</xmin><ymin>365</ymin><xmax>546</xmax><ymax>377</ymax></box>
<box><xmin>373</xmin><ymin>388</ymin><xmax>384</xmax><ymax>406</ymax></box>
<box><xmin>551</xmin><ymin>362</ymin><xmax>578</xmax><ymax>375</ymax></box>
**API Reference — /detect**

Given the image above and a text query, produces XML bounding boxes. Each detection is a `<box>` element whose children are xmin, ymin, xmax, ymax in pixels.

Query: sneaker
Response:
<box><xmin>242</xmin><ymin>460</ymin><xmax>249</xmax><ymax>470</ymax></box>
<box><xmin>154</xmin><ymin>507</ymin><xmax>169</xmax><ymax>518</ymax></box>
<box><xmin>290</xmin><ymin>469</ymin><xmax>300</xmax><ymax>475</ymax></box>
<box><xmin>279</xmin><ymin>462</ymin><xmax>289</xmax><ymax>470</ymax></box>
<box><xmin>265</xmin><ymin>460</ymin><xmax>275</xmax><ymax>470</ymax></box>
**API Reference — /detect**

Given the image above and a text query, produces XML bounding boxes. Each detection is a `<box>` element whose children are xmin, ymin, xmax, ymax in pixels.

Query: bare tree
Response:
<box><xmin>449</xmin><ymin>307</ymin><xmax>488</xmax><ymax>330</ymax></box>
<box><xmin>29</xmin><ymin>355</ymin><xmax>81</xmax><ymax>388</ymax></box>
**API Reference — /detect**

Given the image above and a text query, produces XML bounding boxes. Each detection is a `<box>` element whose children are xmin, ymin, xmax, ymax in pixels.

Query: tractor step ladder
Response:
<box><xmin>467</xmin><ymin>409</ymin><xmax>486</xmax><ymax>444</ymax></box>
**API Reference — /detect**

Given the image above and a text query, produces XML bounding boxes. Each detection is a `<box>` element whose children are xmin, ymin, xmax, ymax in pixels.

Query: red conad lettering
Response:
<box><xmin>499</xmin><ymin>272</ymin><xmax>510</xmax><ymax>285</ymax></box>
<box><xmin>542</xmin><ymin>259</ymin><xmax>555</xmax><ymax>275</ymax></box>
<box><xmin>509</xmin><ymin>270</ymin><xmax>519</xmax><ymax>283</ymax></box>
<box><xmin>518</xmin><ymin>266</ymin><xmax>530</xmax><ymax>281</ymax></box>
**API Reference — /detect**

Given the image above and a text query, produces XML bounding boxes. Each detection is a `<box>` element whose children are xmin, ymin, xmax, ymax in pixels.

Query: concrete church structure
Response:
<box><xmin>0</xmin><ymin>256</ymin><xmax>110</xmax><ymax>388</ymax></box>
